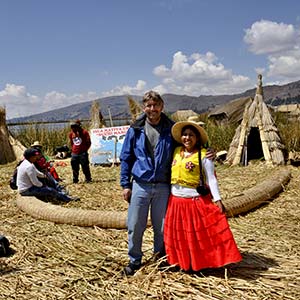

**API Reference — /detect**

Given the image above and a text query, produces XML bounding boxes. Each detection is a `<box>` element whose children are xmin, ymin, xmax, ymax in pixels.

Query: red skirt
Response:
<box><xmin>164</xmin><ymin>194</ymin><xmax>242</xmax><ymax>271</ymax></box>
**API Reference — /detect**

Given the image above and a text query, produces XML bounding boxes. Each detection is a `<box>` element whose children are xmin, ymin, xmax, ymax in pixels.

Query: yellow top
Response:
<box><xmin>171</xmin><ymin>146</ymin><xmax>207</xmax><ymax>188</ymax></box>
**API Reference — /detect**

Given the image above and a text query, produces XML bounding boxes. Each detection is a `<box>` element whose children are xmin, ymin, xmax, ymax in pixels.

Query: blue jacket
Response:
<box><xmin>120</xmin><ymin>113</ymin><xmax>175</xmax><ymax>189</ymax></box>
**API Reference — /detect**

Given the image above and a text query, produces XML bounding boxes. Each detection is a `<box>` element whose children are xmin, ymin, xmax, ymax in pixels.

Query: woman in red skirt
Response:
<box><xmin>164</xmin><ymin>121</ymin><xmax>242</xmax><ymax>271</ymax></box>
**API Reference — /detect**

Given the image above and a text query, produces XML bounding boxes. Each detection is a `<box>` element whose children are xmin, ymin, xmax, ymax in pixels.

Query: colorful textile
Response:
<box><xmin>171</xmin><ymin>147</ymin><xmax>207</xmax><ymax>188</ymax></box>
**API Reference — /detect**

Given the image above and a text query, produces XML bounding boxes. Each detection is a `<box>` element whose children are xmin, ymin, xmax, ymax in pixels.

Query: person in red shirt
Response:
<box><xmin>31</xmin><ymin>141</ymin><xmax>61</xmax><ymax>181</ymax></box>
<box><xmin>69</xmin><ymin>120</ymin><xmax>92</xmax><ymax>183</ymax></box>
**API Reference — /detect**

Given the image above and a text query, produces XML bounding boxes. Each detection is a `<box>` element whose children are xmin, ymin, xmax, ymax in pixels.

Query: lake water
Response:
<box><xmin>7</xmin><ymin>119</ymin><xmax>131</xmax><ymax>134</ymax></box>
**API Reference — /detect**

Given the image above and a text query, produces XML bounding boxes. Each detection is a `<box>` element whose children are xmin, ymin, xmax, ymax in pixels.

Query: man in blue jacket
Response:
<box><xmin>120</xmin><ymin>90</ymin><xmax>174</xmax><ymax>275</ymax></box>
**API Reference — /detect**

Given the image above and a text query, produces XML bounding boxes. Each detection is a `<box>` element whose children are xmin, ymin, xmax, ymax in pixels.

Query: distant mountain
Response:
<box><xmin>8</xmin><ymin>80</ymin><xmax>300</xmax><ymax>124</ymax></box>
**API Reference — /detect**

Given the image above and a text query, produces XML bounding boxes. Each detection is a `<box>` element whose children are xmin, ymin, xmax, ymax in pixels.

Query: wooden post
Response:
<box><xmin>232</xmin><ymin>101</ymin><xmax>251</xmax><ymax>165</ymax></box>
<box><xmin>107</xmin><ymin>106</ymin><xmax>114</xmax><ymax>127</ymax></box>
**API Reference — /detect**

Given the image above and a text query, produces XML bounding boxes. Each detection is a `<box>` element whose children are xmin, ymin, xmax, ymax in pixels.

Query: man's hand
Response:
<box><xmin>214</xmin><ymin>200</ymin><xmax>225</xmax><ymax>213</ymax></box>
<box><xmin>205</xmin><ymin>148</ymin><xmax>216</xmax><ymax>161</ymax></box>
<box><xmin>123</xmin><ymin>188</ymin><xmax>132</xmax><ymax>203</ymax></box>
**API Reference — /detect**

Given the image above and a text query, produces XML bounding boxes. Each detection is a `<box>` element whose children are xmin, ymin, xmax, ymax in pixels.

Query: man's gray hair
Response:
<box><xmin>142</xmin><ymin>90</ymin><xmax>164</xmax><ymax>104</ymax></box>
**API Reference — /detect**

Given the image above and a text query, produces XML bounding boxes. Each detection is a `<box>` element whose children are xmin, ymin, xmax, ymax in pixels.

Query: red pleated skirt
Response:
<box><xmin>164</xmin><ymin>194</ymin><xmax>242</xmax><ymax>271</ymax></box>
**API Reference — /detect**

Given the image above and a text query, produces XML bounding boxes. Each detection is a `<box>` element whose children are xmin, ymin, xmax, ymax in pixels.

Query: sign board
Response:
<box><xmin>90</xmin><ymin>126</ymin><xmax>130</xmax><ymax>165</ymax></box>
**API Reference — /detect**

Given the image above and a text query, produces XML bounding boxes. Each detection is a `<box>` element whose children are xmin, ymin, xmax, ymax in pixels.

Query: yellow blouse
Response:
<box><xmin>171</xmin><ymin>146</ymin><xmax>207</xmax><ymax>188</ymax></box>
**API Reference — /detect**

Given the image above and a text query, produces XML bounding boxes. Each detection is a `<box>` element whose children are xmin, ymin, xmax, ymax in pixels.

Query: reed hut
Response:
<box><xmin>208</xmin><ymin>97</ymin><xmax>252</xmax><ymax>126</ymax></box>
<box><xmin>171</xmin><ymin>110</ymin><xmax>198</xmax><ymax>122</ymax></box>
<box><xmin>0</xmin><ymin>107</ymin><xmax>18</xmax><ymax>164</ymax></box>
<box><xmin>226</xmin><ymin>75</ymin><xmax>285</xmax><ymax>166</ymax></box>
<box><xmin>274</xmin><ymin>103</ymin><xmax>300</xmax><ymax>120</ymax></box>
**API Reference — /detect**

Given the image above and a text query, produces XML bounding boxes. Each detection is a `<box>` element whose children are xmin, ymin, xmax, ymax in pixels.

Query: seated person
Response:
<box><xmin>16</xmin><ymin>148</ymin><xmax>79</xmax><ymax>202</ymax></box>
<box><xmin>31</xmin><ymin>141</ymin><xmax>61</xmax><ymax>181</ymax></box>
<box><xmin>31</xmin><ymin>141</ymin><xmax>65</xmax><ymax>192</ymax></box>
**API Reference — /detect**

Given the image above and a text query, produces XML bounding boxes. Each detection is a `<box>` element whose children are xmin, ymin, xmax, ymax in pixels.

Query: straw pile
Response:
<box><xmin>8</xmin><ymin>134</ymin><xmax>26</xmax><ymax>161</ymax></box>
<box><xmin>128</xmin><ymin>97</ymin><xmax>143</xmax><ymax>123</ymax></box>
<box><xmin>89</xmin><ymin>101</ymin><xmax>106</xmax><ymax>129</ymax></box>
<box><xmin>0</xmin><ymin>161</ymin><xmax>299</xmax><ymax>299</ymax></box>
<box><xmin>0</xmin><ymin>107</ymin><xmax>16</xmax><ymax>164</ymax></box>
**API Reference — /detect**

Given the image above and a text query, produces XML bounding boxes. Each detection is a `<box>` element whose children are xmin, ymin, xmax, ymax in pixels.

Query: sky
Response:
<box><xmin>1</xmin><ymin>0</ymin><xmax>300</xmax><ymax>119</ymax></box>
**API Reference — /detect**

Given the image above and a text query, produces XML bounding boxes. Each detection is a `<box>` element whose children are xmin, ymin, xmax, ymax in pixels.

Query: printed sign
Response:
<box><xmin>90</xmin><ymin>126</ymin><xmax>130</xmax><ymax>165</ymax></box>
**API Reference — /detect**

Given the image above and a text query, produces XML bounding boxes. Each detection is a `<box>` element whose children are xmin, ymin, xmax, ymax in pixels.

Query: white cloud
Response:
<box><xmin>0</xmin><ymin>83</ymin><xmax>38</xmax><ymax>104</ymax></box>
<box><xmin>101</xmin><ymin>80</ymin><xmax>147</xmax><ymax>97</ymax></box>
<box><xmin>244</xmin><ymin>20</ymin><xmax>300</xmax><ymax>81</ymax></box>
<box><xmin>7</xmin><ymin>18</ymin><xmax>300</xmax><ymax>121</ymax></box>
<box><xmin>0</xmin><ymin>57</ymin><xmax>252</xmax><ymax>119</ymax></box>
<box><xmin>152</xmin><ymin>51</ymin><xmax>252</xmax><ymax>95</ymax></box>
<box><xmin>152</xmin><ymin>84</ymin><xmax>168</xmax><ymax>95</ymax></box>
<box><xmin>0</xmin><ymin>83</ymin><xmax>98</xmax><ymax>119</ymax></box>
<box><xmin>0</xmin><ymin>84</ymin><xmax>40</xmax><ymax>119</ymax></box>
<box><xmin>1</xmin><ymin>80</ymin><xmax>147</xmax><ymax>119</ymax></box>
<box><xmin>244</xmin><ymin>20</ymin><xmax>297</xmax><ymax>55</ymax></box>
<box><xmin>268</xmin><ymin>52</ymin><xmax>300</xmax><ymax>80</ymax></box>
<box><xmin>43</xmin><ymin>91</ymin><xmax>98</xmax><ymax>111</ymax></box>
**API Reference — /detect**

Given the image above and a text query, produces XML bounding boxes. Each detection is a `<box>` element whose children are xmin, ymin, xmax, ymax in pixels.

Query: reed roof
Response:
<box><xmin>171</xmin><ymin>110</ymin><xmax>198</xmax><ymax>122</ymax></box>
<box><xmin>208</xmin><ymin>97</ymin><xmax>252</xmax><ymax>125</ymax></box>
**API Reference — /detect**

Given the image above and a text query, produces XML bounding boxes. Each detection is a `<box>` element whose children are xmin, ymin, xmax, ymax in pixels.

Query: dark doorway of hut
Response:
<box><xmin>241</xmin><ymin>127</ymin><xmax>264</xmax><ymax>166</ymax></box>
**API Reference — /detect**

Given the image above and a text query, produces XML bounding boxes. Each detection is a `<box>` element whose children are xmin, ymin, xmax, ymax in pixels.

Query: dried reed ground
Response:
<box><xmin>0</xmin><ymin>160</ymin><xmax>299</xmax><ymax>300</ymax></box>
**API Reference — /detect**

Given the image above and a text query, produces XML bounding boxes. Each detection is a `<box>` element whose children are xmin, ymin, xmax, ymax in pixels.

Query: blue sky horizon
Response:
<box><xmin>1</xmin><ymin>0</ymin><xmax>300</xmax><ymax>119</ymax></box>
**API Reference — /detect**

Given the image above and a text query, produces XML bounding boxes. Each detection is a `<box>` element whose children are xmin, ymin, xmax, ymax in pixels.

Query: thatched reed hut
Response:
<box><xmin>226</xmin><ymin>75</ymin><xmax>285</xmax><ymax>166</ymax></box>
<box><xmin>171</xmin><ymin>109</ymin><xmax>198</xmax><ymax>122</ymax></box>
<box><xmin>208</xmin><ymin>97</ymin><xmax>252</xmax><ymax>126</ymax></box>
<box><xmin>273</xmin><ymin>103</ymin><xmax>300</xmax><ymax>120</ymax></box>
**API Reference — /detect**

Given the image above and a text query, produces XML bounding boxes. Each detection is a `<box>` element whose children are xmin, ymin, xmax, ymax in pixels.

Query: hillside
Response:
<box><xmin>8</xmin><ymin>79</ymin><xmax>300</xmax><ymax>124</ymax></box>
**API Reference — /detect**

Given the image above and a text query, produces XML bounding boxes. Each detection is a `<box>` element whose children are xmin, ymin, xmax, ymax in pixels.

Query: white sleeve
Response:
<box><xmin>202</xmin><ymin>158</ymin><xmax>221</xmax><ymax>202</ymax></box>
<box><xmin>35</xmin><ymin>167</ymin><xmax>46</xmax><ymax>178</ymax></box>
<box><xmin>28</xmin><ymin>165</ymin><xmax>43</xmax><ymax>187</ymax></box>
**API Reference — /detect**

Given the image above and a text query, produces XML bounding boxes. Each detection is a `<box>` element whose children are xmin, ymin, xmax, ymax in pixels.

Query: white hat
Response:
<box><xmin>31</xmin><ymin>141</ymin><xmax>42</xmax><ymax>147</ymax></box>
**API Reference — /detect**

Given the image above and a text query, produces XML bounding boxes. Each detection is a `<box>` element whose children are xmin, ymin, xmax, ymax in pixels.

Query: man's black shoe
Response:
<box><xmin>123</xmin><ymin>263</ymin><xmax>141</xmax><ymax>276</ymax></box>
